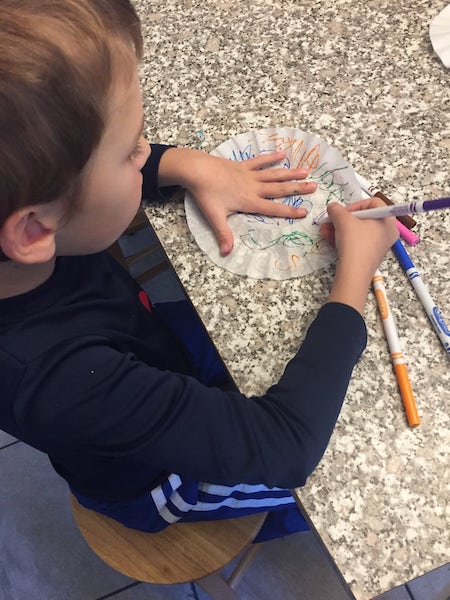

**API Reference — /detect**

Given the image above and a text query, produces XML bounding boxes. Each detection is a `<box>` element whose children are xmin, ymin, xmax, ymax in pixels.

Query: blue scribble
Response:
<box><xmin>231</xmin><ymin>144</ymin><xmax>255</xmax><ymax>162</ymax></box>
<box><xmin>244</xmin><ymin>195</ymin><xmax>312</xmax><ymax>226</ymax></box>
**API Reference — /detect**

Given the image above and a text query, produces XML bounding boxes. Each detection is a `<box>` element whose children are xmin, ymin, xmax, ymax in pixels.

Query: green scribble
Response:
<box><xmin>241</xmin><ymin>229</ymin><xmax>320</xmax><ymax>256</ymax></box>
<box><xmin>309</xmin><ymin>162</ymin><xmax>350</xmax><ymax>204</ymax></box>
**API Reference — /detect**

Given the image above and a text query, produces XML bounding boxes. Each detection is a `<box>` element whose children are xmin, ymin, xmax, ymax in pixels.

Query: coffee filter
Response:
<box><xmin>184</xmin><ymin>127</ymin><xmax>360</xmax><ymax>280</ymax></box>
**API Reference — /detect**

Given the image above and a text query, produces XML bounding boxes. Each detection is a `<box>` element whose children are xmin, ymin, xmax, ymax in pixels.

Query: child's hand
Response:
<box><xmin>321</xmin><ymin>198</ymin><xmax>399</xmax><ymax>315</ymax></box>
<box><xmin>183</xmin><ymin>151</ymin><xmax>317</xmax><ymax>256</ymax></box>
<box><xmin>321</xmin><ymin>198</ymin><xmax>398</xmax><ymax>269</ymax></box>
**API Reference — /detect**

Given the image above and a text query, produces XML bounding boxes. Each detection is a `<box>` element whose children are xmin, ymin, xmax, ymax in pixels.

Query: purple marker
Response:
<box><xmin>315</xmin><ymin>197</ymin><xmax>450</xmax><ymax>224</ymax></box>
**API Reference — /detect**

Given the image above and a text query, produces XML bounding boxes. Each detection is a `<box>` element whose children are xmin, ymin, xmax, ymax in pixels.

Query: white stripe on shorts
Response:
<box><xmin>189</xmin><ymin>494</ymin><xmax>294</xmax><ymax>512</ymax></box>
<box><xmin>198</xmin><ymin>482</ymin><xmax>285</xmax><ymax>496</ymax></box>
<box><xmin>150</xmin><ymin>473</ymin><xmax>182</xmax><ymax>512</ymax></box>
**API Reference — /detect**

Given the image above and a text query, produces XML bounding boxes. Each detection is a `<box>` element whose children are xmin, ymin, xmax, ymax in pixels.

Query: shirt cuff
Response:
<box><xmin>141</xmin><ymin>144</ymin><xmax>177</xmax><ymax>202</ymax></box>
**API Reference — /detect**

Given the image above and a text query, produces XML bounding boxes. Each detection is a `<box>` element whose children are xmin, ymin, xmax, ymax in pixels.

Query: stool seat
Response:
<box><xmin>70</xmin><ymin>494</ymin><xmax>266</xmax><ymax>597</ymax></box>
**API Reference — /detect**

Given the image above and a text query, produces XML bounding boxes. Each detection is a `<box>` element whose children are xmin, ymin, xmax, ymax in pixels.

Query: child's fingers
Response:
<box><xmin>243</xmin><ymin>152</ymin><xmax>286</xmax><ymax>170</ymax></box>
<box><xmin>346</xmin><ymin>197</ymin><xmax>388</xmax><ymax>212</ymax></box>
<box><xmin>257</xmin><ymin>180</ymin><xmax>317</xmax><ymax>199</ymax></box>
<box><xmin>327</xmin><ymin>201</ymin><xmax>351</xmax><ymax>223</ymax></box>
<box><xmin>256</xmin><ymin>166</ymin><xmax>310</xmax><ymax>182</ymax></box>
<box><xmin>243</xmin><ymin>153</ymin><xmax>311</xmax><ymax>181</ymax></box>
<box><xmin>246</xmin><ymin>198</ymin><xmax>308</xmax><ymax>220</ymax></box>
<box><xmin>216</xmin><ymin>225</ymin><xmax>234</xmax><ymax>256</ymax></box>
<box><xmin>204</xmin><ymin>212</ymin><xmax>235</xmax><ymax>256</ymax></box>
<box><xmin>319</xmin><ymin>223</ymin><xmax>336</xmax><ymax>243</ymax></box>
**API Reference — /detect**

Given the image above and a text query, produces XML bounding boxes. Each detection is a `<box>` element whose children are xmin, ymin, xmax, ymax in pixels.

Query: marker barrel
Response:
<box><xmin>372</xmin><ymin>190</ymin><xmax>417</xmax><ymax>230</ymax></box>
<box><xmin>393</xmin><ymin>362</ymin><xmax>420</xmax><ymax>427</ymax></box>
<box><xmin>396</xmin><ymin>220</ymin><xmax>420</xmax><ymax>246</ymax></box>
<box><xmin>392</xmin><ymin>240</ymin><xmax>450</xmax><ymax>357</ymax></box>
<box><xmin>372</xmin><ymin>271</ymin><xmax>420</xmax><ymax>427</ymax></box>
<box><xmin>354</xmin><ymin>171</ymin><xmax>417</xmax><ymax>229</ymax></box>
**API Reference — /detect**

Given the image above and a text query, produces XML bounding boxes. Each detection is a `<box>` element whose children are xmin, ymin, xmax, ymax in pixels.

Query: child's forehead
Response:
<box><xmin>105</xmin><ymin>58</ymin><xmax>141</xmax><ymax>118</ymax></box>
<box><xmin>94</xmin><ymin>66</ymin><xmax>143</xmax><ymax>149</ymax></box>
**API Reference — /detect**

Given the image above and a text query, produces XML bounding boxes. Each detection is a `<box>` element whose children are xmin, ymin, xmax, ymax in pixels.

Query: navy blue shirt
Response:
<box><xmin>0</xmin><ymin>145</ymin><xmax>367</xmax><ymax>501</ymax></box>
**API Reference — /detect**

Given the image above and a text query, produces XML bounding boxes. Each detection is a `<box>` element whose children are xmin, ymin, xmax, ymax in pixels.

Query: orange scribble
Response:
<box><xmin>263</xmin><ymin>134</ymin><xmax>321</xmax><ymax>170</ymax></box>
<box><xmin>310</xmin><ymin>238</ymin><xmax>331</xmax><ymax>255</ymax></box>
<box><xmin>274</xmin><ymin>254</ymin><xmax>301</xmax><ymax>271</ymax></box>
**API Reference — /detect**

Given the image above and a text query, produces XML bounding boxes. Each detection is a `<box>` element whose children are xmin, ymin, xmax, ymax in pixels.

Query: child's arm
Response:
<box><xmin>155</xmin><ymin>147</ymin><xmax>317</xmax><ymax>256</ymax></box>
<box><xmin>321</xmin><ymin>198</ymin><xmax>399</xmax><ymax>316</ymax></box>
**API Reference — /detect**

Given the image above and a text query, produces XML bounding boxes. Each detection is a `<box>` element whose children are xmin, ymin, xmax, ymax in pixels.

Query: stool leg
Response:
<box><xmin>195</xmin><ymin>572</ymin><xmax>240</xmax><ymax>600</ymax></box>
<box><xmin>227</xmin><ymin>544</ymin><xmax>261</xmax><ymax>589</ymax></box>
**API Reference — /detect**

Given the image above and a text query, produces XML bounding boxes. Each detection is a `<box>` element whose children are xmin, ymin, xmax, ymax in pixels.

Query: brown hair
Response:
<box><xmin>0</xmin><ymin>0</ymin><xmax>143</xmax><ymax>257</ymax></box>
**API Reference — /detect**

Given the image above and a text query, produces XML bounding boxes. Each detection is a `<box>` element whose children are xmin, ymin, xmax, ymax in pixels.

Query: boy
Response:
<box><xmin>0</xmin><ymin>0</ymin><xmax>398</xmax><ymax>539</ymax></box>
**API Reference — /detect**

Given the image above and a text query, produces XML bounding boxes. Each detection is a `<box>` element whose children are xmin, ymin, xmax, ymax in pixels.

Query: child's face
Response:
<box><xmin>54</xmin><ymin>65</ymin><xmax>151</xmax><ymax>256</ymax></box>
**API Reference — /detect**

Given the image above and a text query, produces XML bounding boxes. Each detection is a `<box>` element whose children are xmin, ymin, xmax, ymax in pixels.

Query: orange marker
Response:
<box><xmin>372</xmin><ymin>270</ymin><xmax>420</xmax><ymax>427</ymax></box>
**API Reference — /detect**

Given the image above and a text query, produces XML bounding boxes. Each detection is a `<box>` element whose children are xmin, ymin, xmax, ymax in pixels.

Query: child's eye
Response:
<box><xmin>130</xmin><ymin>140</ymin><xmax>145</xmax><ymax>160</ymax></box>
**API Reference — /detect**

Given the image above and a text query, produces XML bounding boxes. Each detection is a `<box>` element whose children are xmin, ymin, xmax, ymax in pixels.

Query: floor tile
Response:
<box><xmin>373</xmin><ymin>586</ymin><xmax>412</xmax><ymax>599</ymax></box>
<box><xmin>373</xmin><ymin>563</ymin><xmax>450</xmax><ymax>600</ymax></box>
<box><xmin>110</xmin><ymin>582</ymin><xmax>194</xmax><ymax>599</ymax></box>
<box><xmin>0</xmin><ymin>430</ymin><xmax>17</xmax><ymax>447</ymax></box>
<box><xmin>407</xmin><ymin>563</ymin><xmax>450</xmax><ymax>600</ymax></box>
<box><xmin>194</xmin><ymin>532</ymin><xmax>354</xmax><ymax>600</ymax></box>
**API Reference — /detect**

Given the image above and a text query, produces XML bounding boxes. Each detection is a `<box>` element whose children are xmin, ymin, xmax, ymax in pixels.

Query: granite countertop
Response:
<box><xmin>135</xmin><ymin>1</ymin><xmax>450</xmax><ymax>598</ymax></box>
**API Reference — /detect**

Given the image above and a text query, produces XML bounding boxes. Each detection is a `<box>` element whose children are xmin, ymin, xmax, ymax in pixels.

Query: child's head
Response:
<box><xmin>0</xmin><ymin>0</ymin><xmax>149</xmax><ymax>262</ymax></box>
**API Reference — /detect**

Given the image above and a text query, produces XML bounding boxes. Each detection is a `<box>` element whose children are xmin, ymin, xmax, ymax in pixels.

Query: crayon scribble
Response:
<box><xmin>274</xmin><ymin>254</ymin><xmax>301</xmax><ymax>272</ymax></box>
<box><xmin>241</xmin><ymin>229</ymin><xmax>318</xmax><ymax>253</ymax></box>
<box><xmin>262</xmin><ymin>134</ymin><xmax>321</xmax><ymax>170</ymax></box>
<box><xmin>231</xmin><ymin>144</ymin><xmax>255</xmax><ymax>162</ymax></box>
<box><xmin>228</xmin><ymin>140</ymin><xmax>351</xmax><ymax>227</ymax></box>
<box><xmin>273</xmin><ymin>237</ymin><xmax>332</xmax><ymax>272</ymax></box>
<box><xmin>226</xmin><ymin>134</ymin><xmax>350</xmax><ymax>269</ymax></box>
<box><xmin>244</xmin><ymin>195</ymin><xmax>313</xmax><ymax>226</ymax></box>
<box><xmin>309</xmin><ymin>162</ymin><xmax>351</xmax><ymax>204</ymax></box>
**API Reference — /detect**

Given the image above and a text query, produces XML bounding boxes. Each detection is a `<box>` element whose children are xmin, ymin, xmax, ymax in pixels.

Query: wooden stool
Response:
<box><xmin>70</xmin><ymin>495</ymin><xmax>266</xmax><ymax>599</ymax></box>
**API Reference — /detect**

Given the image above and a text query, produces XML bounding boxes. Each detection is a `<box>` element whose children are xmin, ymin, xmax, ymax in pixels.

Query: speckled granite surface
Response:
<box><xmin>134</xmin><ymin>1</ymin><xmax>450</xmax><ymax>598</ymax></box>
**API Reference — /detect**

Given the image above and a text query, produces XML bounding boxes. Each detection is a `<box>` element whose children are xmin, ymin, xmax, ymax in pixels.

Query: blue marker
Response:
<box><xmin>392</xmin><ymin>239</ymin><xmax>450</xmax><ymax>357</ymax></box>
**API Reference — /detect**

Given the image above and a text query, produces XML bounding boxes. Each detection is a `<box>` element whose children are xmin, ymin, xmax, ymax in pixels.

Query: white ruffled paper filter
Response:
<box><xmin>430</xmin><ymin>3</ymin><xmax>450</xmax><ymax>68</ymax></box>
<box><xmin>184</xmin><ymin>128</ymin><xmax>361</xmax><ymax>280</ymax></box>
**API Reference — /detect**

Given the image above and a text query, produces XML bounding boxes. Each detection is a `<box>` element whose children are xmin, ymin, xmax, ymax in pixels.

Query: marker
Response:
<box><xmin>314</xmin><ymin>197</ymin><xmax>450</xmax><ymax>225</ymax></box>
<box><xmin>372</xmin><ymin>270</ymin><xmax>420</xmax><ymax>427</ymax></box>
<box><xmin>355</xmin><ymin>172</ymin><xmax>417</xmax><ymax>230</ymax></box>
<box><xmin>315</xmin><ymin>204</ymin><xmax>419</xmax><ymax>245</ymax></box>
<box><xmin>392</xmin><ymin>239</ymin><xmax>450</xmax><ymax>357</ymax></box>
<box><xmin>396</xmin><ymin>220</ymin><xmax>420</xmax><ymax>246</ymax></box>
<box><xmin>354</xmin><ymin>174</ymin><xmax>420</xmax><ymax>245</ymax></box>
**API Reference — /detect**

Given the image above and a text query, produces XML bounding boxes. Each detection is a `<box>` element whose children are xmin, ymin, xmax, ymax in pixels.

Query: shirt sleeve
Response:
<box><xmin>141</xmin><ymin>144</ymin><xmax>177</xmax><ymax>202</ymax></box>
<box><xmin>24</xmin><ymin>302</ymin><xmax>366</xmax><ymax>489</ymax></box>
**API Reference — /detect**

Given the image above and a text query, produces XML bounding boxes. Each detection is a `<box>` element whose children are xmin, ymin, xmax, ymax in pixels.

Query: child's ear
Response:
<box><xmin>0</xmin><ymin>207</ymin><xmax>58</xmax><ymax>264</ymax></box>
